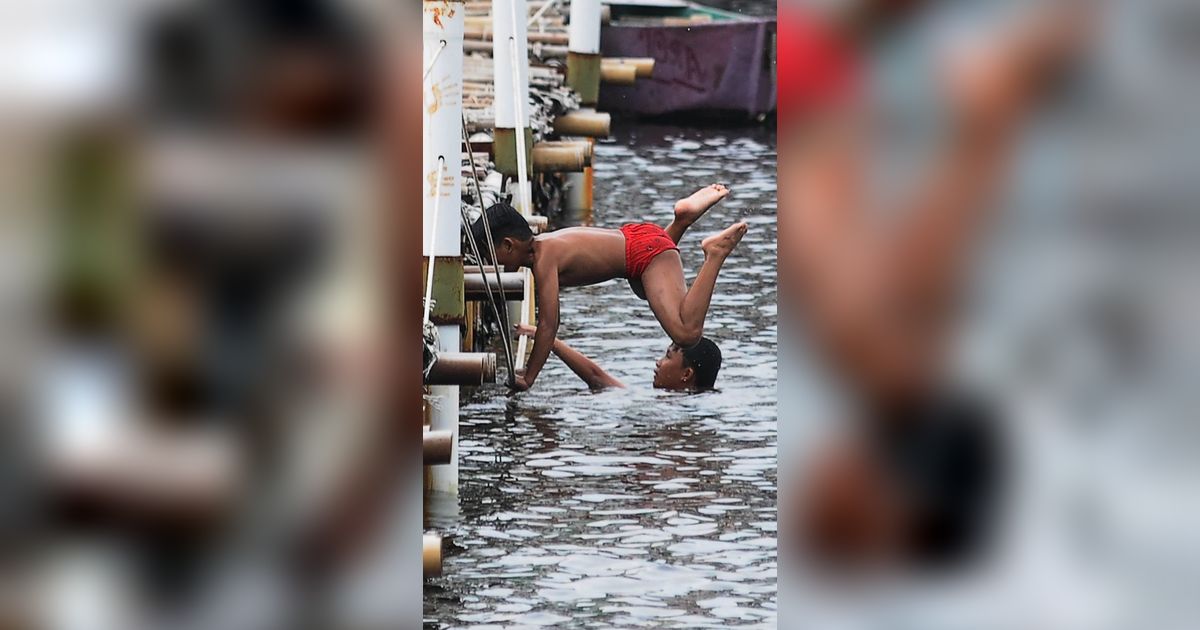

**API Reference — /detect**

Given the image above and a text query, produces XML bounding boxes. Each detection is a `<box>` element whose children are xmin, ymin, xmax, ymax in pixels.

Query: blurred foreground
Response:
<box><xmin>779</xmin><ymin>0</ymin><xmax>1200</xmax><ymax>627</ymax></box>
<box><xmin>1</xmin><ymin>1</ymin><xmax>426</xmax><ymax>628</ymax></box>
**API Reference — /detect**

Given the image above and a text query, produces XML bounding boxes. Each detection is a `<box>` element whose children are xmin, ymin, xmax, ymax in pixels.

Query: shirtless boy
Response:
<box><xmin>470</xmin><ymin>184</ymin><xmax>745</xmax><ymax>391</ymax></box>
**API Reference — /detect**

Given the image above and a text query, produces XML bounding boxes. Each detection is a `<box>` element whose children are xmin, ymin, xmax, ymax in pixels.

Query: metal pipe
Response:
<box><xmin>425</xmin><ymin>352</ymin><xmax>498</xmax><ymax>385</ymax></box>
<box><xmin>538</xmin><ymin>139</ymin><xmax>592</xmax><ymax>159</ymax></box>
<box><xmin>424</xmin><ymin>430</ymin><xmax>454</xmax><ymax>465</ymax></box>
<box><xmin>599</xmin><ymin>63</ymin><xmax>638</xmax><ymax>85</ymax></box>
<box><xmin>604</xmin><ymin>57</ymin><xmax>655</xmax><ymax>78</ymax></box>
<box><xmin>424</xmin><ymin>534</ymin><xmax>443</xmax><ymax>577</ymax></box>
<box><xmin>465</xmin><ymin>272</ymin><xmax>525</xmax><ymax>300</ymax></box>
<box><xmin>532</xmin><ymin>144</ymin><xmax>590</xmax><ymax>172</ymax></box>
<box><xmin>553</xmin><ymin>110</ymin><xmax>611</xmax><ymax>137</ymax></box>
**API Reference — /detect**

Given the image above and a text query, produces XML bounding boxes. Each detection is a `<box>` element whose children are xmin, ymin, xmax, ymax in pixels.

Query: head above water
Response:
<box><xmin>654</xmin><ymin>337</ymin><xmax>722</xmax><ymax>391</ymax></box>
<box><xmin>470</xmin><ymin>202</ymin><xmax>534</xmax><ymax>271</ymax></box>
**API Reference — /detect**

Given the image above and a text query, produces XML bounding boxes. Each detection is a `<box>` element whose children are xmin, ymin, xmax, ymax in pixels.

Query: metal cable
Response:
<box><xmin>461</xmin><ymin>117</ymin><xmax>517</xmax><ymax>386</ymax></box>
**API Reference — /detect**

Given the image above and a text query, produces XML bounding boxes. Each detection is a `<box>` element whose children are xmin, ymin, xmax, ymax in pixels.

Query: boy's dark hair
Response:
<box><xmin>470</xmin><ymin>202</ymin><xmax>533</xmax><ymax>262</ymax></box>
<box><xmin>681</xmin><ymin>337</ymin><xmax>722</xmax><ymax>390</ymax></box>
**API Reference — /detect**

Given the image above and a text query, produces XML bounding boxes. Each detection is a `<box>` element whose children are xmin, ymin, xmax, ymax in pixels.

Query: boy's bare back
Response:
<box><xmin>531</xmin><ymin>226</ymin><xmax>627</xmax><ymax>287</ymax></box>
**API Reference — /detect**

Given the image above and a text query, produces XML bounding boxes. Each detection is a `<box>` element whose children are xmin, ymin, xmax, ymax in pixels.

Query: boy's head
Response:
<box><xmin>470</xmin><ymin>202</ymin><xmax>534</xmax><ymax>271</ymax></box>
<box><xmin>653</xmin><ymin>337</ymin><xmax>722</xmax><ymax>391</ymax></box>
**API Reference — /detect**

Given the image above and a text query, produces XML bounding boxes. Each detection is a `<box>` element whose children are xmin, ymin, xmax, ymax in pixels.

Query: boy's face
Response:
<box><xmin>653</xmin><ymin>344</ymin><xmax>695</xmax><ymax>390</ymax></box>
<box><xmin>496</xmin><ymin>237</ymin><xmax>526</xmax><ymax>272</ymax></box>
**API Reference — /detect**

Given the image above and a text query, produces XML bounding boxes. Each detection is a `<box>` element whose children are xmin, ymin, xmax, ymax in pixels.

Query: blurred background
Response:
<box><xmin>778</xmin><ymin>0</ymin><xmax>1200</xmax><ymax>628</ymax></box>
<box><xmin>0</xmin><ymin>0</ymin><xmax>426</xmax><ymax>628</ymax></box>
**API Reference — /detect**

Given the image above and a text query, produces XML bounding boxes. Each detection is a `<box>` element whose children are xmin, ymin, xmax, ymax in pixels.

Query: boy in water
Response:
<box><xmin>513</xmin><ymin>323</ymin><xmax>722</xmax><ymax>392</ymax></box>
<box><xmin>471</xmin><ymin>184</ymin><xmax>745</xmax><ymax>391</ymax></box>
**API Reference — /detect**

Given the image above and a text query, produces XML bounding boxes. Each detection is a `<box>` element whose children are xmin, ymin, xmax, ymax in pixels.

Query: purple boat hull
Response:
<box><xmin>599</xmin><ymin>19</ymin><xmax>776</xmax><ymax>117</ymax></box>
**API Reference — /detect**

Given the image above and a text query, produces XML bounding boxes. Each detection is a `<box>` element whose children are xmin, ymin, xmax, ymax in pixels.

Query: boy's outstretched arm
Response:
<box><xmin>513</xmin><ymin>257</ymin><xmax>559</xmax><ymax>390</ymax></box>
<box><xmin>516</xmin><ymin>324</ymin><xmax>625</xmax><ymax>390</ymax></box>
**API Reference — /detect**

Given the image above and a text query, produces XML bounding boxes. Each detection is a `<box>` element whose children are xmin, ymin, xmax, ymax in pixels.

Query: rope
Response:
<box><xmin>461</xmin><ymin>117</ymin><xmax>518</xmax><ymax>386</ymax></box>
<box><xmin>506</xmin><ymin>2</ymin><xmax>536</xmax><ymax>369</ymax></box>
<box><xmin>423</xmin><ymin>155</ymin><xmax>445</xmax><ymax>324</ymax></box>
<box><xmin>423</xmin><ymin>40</ymin><xmax>447</xmax><ymax>81</ymax></box>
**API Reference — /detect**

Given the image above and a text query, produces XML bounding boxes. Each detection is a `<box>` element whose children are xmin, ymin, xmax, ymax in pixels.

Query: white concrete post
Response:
<box><xmin>423</xmin><ymin>0</ymin><xmax>465</xmax><ymax>494</ymax></box>
<box><xmin>564</xmin><ymin>0</ymin><xmax>601</xmax><ymax>225</ymax></box>
<box><xmin>493</xmin><ymin>0</ymin><xmax>536</xmax><ymax>369</ymax></box>
<box><xmin>566</xmin><ymin>0</ymin><xmax>602</xmax><ymax>106</ymax></box>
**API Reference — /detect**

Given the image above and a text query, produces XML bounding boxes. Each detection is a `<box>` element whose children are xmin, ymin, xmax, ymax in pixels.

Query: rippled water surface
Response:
<box><xmin>425</xmin><ymin>124</ymin><xmax>777</xmax><ymax>628</ymax></box>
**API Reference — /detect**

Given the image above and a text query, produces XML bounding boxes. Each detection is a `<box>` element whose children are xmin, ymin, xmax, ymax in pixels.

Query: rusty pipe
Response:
<box><xmin>537</xmin><ymin>140</ymin><xmax>593</xmax><ymax>161</ymax></box>
<box><xmin>599</xmin><ymin>63</ymin><xmax>637</xmax><ymax>86</ymax></box>
<box><xmin>425</xmin><ymin>352</ymin><xmax>497</xmax><ymax>385</ymax></box>
<box><xmin>424</xmin><ymin>534</ymin><xmax>443</xmax><ymax>578</ymax></box>
<box><xmin>531</xmin><ymin>144</ymin><xmax>589</xmax><ymax>173</ymax></box>
<box><xmin>553</xmin><ymin>110</ymin><xmax>611</xmax><ymax>137</ymax></box>
<box><xmin>464</xmin><ymin>272</ymin><xmax>525</xmax><ymax>301</ymax></box>
<box><xmin>604</xmin><ymin>57</ymin><xmax>655</xmax><ymax>79</ymax></box>
<box><xmin>424</xmin><ymin>429</ymin><xmax>453</xmax><ymax>465</ymax></box>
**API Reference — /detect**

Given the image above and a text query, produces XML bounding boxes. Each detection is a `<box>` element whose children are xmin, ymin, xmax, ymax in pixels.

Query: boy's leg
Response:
<box><xmin>640</xmin><ymin>222</ymin><xmax>747</xmax><ymax>347</ymax></box>
<box><xmin>665</xmin><ymin>183</ymin><xmax>730</xmax><ymax>244</ymax></box>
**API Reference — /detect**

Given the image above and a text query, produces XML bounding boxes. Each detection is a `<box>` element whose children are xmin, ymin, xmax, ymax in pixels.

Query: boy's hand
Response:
<box><xmin>509</xmin><ymin>371</ymin><xmax>531</xmax><ymax>391</ymax></box>
<box><xmin>514</xmin><ymin>323</ymin><xmax>537</xmax><ymax>338</ymax></box>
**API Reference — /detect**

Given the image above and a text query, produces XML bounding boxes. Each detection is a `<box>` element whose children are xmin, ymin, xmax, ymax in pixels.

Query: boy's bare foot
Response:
<box><xmin>701</xmin><ymin>222</ymin><xmax>748</xmax><ymax>259</ymax></box>
<box><xmin>940</xmin><ymin>4</ymin><xmax>1094</xmax><ymax>131</ymax></box>
<box><xmin>674</xmin><ymin>183</ymin><xmax>730</xmax><ymax>226</ymax></box>
<box><xmin>940</xmin><ymin>33</ymin><xmax>1029</xmax><ymax>130</ymax></box>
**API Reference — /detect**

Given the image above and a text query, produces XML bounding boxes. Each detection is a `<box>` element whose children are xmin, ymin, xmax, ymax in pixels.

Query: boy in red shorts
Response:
<box><xmin>470</xmin><ymin>184</ymin><xmax>746</xmax><ymax>391</ymax></box>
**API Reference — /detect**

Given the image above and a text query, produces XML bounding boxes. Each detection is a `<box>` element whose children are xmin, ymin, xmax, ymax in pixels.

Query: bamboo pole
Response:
<box><xmin>466</xmin><ymin>29</ymin><xmax>568</xmax><ymax>45</ymax></box>
<box><xmin>465</xmin><ymin>40</ymin><xmax>568</xmax><ymax>58</ymax></box>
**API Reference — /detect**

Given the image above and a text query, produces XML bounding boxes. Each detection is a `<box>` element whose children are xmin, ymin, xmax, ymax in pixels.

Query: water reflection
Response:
<box><xmin>424</xmin><ymin>125</ymin><xmax>777</xmax><ymax>628</ymax></box>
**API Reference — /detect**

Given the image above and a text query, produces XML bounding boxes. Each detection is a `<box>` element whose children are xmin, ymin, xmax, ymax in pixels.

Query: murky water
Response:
<box><xmin>424</xmin><ymin>124</ymin><xmax>777</xmax><ymax>628</ymax></box>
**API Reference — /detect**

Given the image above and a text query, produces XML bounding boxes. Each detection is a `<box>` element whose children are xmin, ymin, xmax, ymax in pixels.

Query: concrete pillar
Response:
<box><xmin>567</xmin><ymin>0</ymin><xmax>602</xmax><ymax>106</ymax></box>
<box><xmin>492</xmin><ymin>0</ymin><xmax>533</xmax><ymax>180</ymax></box>
<box><xmin>493</xmin><ymin>0</ymin><xmax>536</xmax><ymax>370</ymax></box>
<box><xmin>423</xmin><ymin>0</ymin><xmax>465</xmax><ymax>494</ymax></box>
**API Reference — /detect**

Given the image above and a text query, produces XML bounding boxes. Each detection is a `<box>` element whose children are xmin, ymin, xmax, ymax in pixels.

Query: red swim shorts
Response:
<box><xmin>620</xmin><ymin>223</ymin><xmax>678</xmax><ymax>280</ymax></box>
